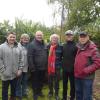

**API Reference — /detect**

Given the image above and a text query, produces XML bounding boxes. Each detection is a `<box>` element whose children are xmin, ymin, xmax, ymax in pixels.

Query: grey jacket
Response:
<box><xmin>18</xmin><ymin>43</ymin><xmax>28</xmax><ymax>72</ymax></box>
<box><xmin>0</xmin><ymin>42</ymin><xmax>23</xmax><ymax>81</ymax></box>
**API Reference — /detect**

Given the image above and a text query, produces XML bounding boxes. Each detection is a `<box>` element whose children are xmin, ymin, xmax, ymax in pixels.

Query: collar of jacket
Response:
<box><xmin>34</xmin><ymin>38</ymin><xmax>44</xmax><ymax>45</ymax></box>
<box><xmin>5</xmin><ymin>41</ymin><xmax>18</xmax><ymax>47</ymax></box>
<box><xmin>20</xmin><ymin>42</ymin><xmax>28</xmax><ymax>49</ymax></box>
<box><xmin>77</xmin><ymin>40</ymin><xmax>90</xmax><ymax>50</ymax></box>
<box><xmin>66</xmin><ymin>41</ymin><xmax>75</xmax><ymax>44</ymax></box>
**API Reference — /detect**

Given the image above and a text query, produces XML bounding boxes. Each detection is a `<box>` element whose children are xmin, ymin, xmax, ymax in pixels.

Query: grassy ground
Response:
<box><xmin>1</xmin><ymin>76</ymin><xmax>100</xmax><ymax>100</ymax></box>
<box><xmin>0</xmin><ymin>80</ymin><xmax>69</xmax><ymax>100</ymax></box>
<box><xmin>0</xmin><ymin>80</ymin><xmax>2</xmax><ymax>100</ymax></box>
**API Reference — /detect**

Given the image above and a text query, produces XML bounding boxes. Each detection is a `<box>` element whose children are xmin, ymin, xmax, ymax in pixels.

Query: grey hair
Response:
<box><xmin>50</xmin><ymin>34</ymin><xmax>60</xmax><ymax>41</ymax></box>
<box><xmin>20</xmin><ymin>33</ymin><xmax>30</xmax><ymax>40</ymax></box>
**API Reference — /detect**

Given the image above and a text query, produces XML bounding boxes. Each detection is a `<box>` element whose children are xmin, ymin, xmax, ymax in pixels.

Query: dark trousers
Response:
<box><xmin>48</xmin><ymin>69</ymin><xmax>60</xmax><ymax>96</ymax></box>
<box><xmin>2</xmin><ymin>78</ymin><xmax>17</xmax><ymax>100</ymax></box>
<box><xmin>30</xmin><ymin>70</ymin><xmax>46</xmax><ymax>96</ymax></box>
<box><xmin>62</xmin><ymin>70</ymin><xmax>75</xmax><ymax>100</ymax></box>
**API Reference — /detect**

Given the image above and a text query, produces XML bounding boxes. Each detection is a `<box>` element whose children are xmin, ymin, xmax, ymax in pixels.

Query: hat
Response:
<box><xmin>65</xmin><ymin>30</ymin><xmax>73</xmax><ymax>35</ymax></box>
<box><xmin>79</xmin><ymin>31</ymin><xmax>88</xmax><ymax>35</ymax></box>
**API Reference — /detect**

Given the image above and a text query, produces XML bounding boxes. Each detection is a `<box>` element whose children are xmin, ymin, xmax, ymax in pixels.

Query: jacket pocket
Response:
<box><xmin>2</xmin><ymin>67</ymin><xmax>11</xmax><ymax>77</ymax></box>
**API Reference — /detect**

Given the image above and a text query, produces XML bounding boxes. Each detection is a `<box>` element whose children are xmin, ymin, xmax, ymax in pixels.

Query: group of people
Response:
<box><xmin>0</xmin><ymin>30</ymin><xmax>100</xmax><ymax>100</ymax></box>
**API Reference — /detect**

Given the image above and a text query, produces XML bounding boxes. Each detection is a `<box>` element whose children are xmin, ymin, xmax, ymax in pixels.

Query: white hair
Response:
<box><xmin>50</xmin><ymin>34</ymin><xmax>60</xmax><ymax>41</ymax></box>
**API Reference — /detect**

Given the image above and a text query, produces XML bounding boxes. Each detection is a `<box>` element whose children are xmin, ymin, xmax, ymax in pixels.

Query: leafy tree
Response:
<box><xmin>0</xmin><ymin>20</ymin><xmax>14</xmax><ymax>44</ymax></box>
<box><xmin>67</xmin><ymin>0</ymin><xmax>100</xmax><ymax>29</ymax></box>
<box><xmin>47</xmin><ymin>0</ymin><xmax>100</xmax><ymax>43</ymax></box>
<box><xmin>0</xmin><ymin>18</ymin><xmax>53</xmax><ymax>43</ymax></box>
<box><xmin>47</xmin><ymin>0</ymin><xmax>100</xmax><ymax>29</ymax></box>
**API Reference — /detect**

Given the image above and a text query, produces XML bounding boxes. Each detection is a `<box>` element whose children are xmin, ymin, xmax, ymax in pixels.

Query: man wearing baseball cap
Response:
<box><xmin>62</xmin><ymin>30</ymin><xmax>77</xmax><ymax>100</ymax></box>
<box><xmin>74</xmin><ymin>31</ymin><xmax>100</xmax><ymax>100</ymax></box>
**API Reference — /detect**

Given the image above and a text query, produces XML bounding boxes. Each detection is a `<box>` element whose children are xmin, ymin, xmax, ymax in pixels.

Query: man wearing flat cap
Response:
<box><xmin>74</xmin><ymin>31</ymin><xmax>100</xmax><ymax>100</ymax></box>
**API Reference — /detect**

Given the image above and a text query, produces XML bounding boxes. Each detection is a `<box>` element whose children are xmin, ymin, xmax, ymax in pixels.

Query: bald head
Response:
<box><xmin>35</xmin><ymin>31</ymin><xmax>44</xmax><ymax>41</ymax></box>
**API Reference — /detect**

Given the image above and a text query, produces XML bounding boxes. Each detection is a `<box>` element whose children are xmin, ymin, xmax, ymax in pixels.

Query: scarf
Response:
<box><xmin>48</xmin><ymin>44</ymin><xmax>57</xmax><ymax>75</ymax></box>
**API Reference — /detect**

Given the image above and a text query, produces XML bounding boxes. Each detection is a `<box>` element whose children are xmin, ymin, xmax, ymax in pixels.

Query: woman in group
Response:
<box><xmin>48</xmin><ymin>34</ymin><xmax>63</xmax><ymax>100</ymax></box>
<box><xmin>16</xmin><ymin>34</ymin><xmax>30</xmax><ymax>100</ymax></box>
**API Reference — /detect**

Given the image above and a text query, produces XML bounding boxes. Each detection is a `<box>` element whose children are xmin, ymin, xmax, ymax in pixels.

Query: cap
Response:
<box><xmin>65</xmin><ymin>30</ymin><xmax>73</xmax><ymax>35</ymax></box>
<box><xmin>79</xmin><ymin>31</ymin><xmax>88</xmax><ymax>35</ymax></box>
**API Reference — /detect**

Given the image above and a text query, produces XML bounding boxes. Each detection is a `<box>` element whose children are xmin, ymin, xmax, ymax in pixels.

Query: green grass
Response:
<box><xmin>0</xmin><ymin>80</ymin><xmax>2</xmax><ymax>100</ymax></box>
<box><xmin>0</xmin><ymin>80</ymin><xmax>70</xmax><ymax>100</ymax></box>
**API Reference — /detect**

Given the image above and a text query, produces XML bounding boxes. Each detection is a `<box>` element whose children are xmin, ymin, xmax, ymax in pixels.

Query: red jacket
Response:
<box><xmin>74</xmin><ymin>41</ymin><xmax>100</xmax><ymax>79</ymax></box>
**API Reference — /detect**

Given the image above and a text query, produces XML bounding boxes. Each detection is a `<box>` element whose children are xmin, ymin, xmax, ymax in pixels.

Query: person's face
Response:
<box><xmin>65</xmin><ymin>34</ymin><xmax>74</xmax><ymax>41</ymax></box>
<box><xmin>51</xmin><ymin>36</ymin><xmax>59</xmax><ymax>45</ymax></box>
<box><xmin>20</xmin><ymin>37</ymin><xmax>29</xmax><ymax>44</ymax></box>
<box><xmin>79</xmin><ymin>34</ymin><xmax>89</xmax><ymax>44</ymax></box>
<box><xmin>35</xmin><ymin>32</ymin><xmax>43</xmax><ymax>41</ymax></box>
<box><xmin>7</xmin><ymin>34</ymin><xmax>16</xmax><ymax>44</ymax></box>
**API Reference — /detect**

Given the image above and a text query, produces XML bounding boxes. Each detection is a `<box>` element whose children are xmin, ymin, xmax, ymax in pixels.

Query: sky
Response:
<box><xmin>0</xmin><ymin>0</ymin><xmax>61</xmax><ymax>27</ymax></box>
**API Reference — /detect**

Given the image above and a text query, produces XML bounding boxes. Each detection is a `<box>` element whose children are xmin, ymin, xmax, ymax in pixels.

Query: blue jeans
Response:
<box><xmin>2</xmin><ymin>78</ymin><xmax>17</xmax><ymax>100</ymax></box>
<box><xmin>75</xmin><ymin>78</ymin><xmax>94</xmax><ymax>100</ymax></box>
<box><xmin>16</xmin><ymin>72</ymin><xmax>28</xmax><ymax>97</ymax></box>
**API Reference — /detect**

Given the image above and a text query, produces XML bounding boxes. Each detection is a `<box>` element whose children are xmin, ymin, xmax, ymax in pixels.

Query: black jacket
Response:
<box><xmin>62</xmin><ymin>41</ymin><xmax>77</xmax><ymax>72</ymax></box>
<box><xmin>28</xmin><ymin>39</ymin><xmax>48</xmax><ymax>71</ymax></box>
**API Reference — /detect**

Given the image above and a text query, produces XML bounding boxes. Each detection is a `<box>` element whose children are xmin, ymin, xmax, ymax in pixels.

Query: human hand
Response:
<box><xmin>16</xmin><ymin>70</ymin><xmax>22</xmax><ymax>77</ymax></box>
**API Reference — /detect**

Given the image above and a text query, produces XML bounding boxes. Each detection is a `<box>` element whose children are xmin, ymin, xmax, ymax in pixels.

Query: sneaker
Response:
<box><xmin>16</xmin><ymin>96</ymin><xmax>22</xmax><ymax>100</ymax></box>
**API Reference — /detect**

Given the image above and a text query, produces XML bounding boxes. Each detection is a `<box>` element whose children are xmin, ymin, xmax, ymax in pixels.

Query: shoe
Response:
<box><xmin>70</xmin><ymin>98</ymin><xmax>75</xmax><ymax>100</ymax></box>
<box><xmin>9</xmin><ymin>96</ymin><xmax>16</xmax><ymax>100</ymax></box>
<box><xmin>33</xmin><ymin>95</ymin><xmax>38</xmax><ymax>100</ymax></box>
<box><xmin>22</xmin><ymin>94</ymin><xmax>28</xmax><ymax>98</ymax></box>
<box><xmin>48</xmin><ymin>92</ymin><xmax>53</xmax><ymax>97</ymax></box>
<box><xmin>62</xmin><ymin>98</ymin><xmax>66</xmax><ymax>100</ymax></box>
<box><xmin>22</xmin><ymin>89</ymin><xmax>28</xmax><ymax>97</ymax></box>
<box><xmin>38</xmin><ymin>92</ymin><xmax>45</xmax><ymax>97</ymax></box>
<box><xmin>55</xmin><ymin>96</ymin><xmax>59</xmax><ymax>100</ymax></box>
<box><xmin>16</xmin><ymin>96</ymin><xmax>22</xmax><ymax>100</ymax></box>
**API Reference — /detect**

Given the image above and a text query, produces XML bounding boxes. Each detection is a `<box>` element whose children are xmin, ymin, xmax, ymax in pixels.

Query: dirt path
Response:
<box><xmin>93</xmin><ymin>70</ymin><xmax>100</xmax><ymax>100</ymax></box>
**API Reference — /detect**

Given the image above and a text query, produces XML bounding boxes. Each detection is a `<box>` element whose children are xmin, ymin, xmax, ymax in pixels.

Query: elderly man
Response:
<box><xmin>28</xmin><ymin>31</ymin><xmax>48</xmax><ymax>100</ymax></box>
<box><xmin>74</xmin><ymin>31</ymin><xmax>100</xmax><ymax>100</ymax></box>
<box><xmin>62</xmin><ymin>30</ymin><xmax>77</xmax><ymax>100</ymax></box>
